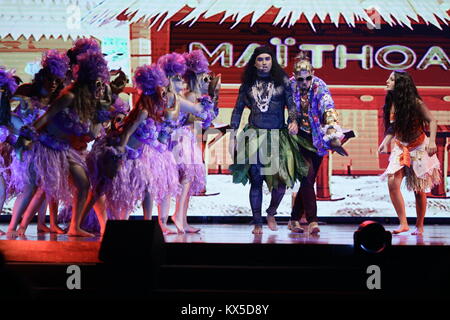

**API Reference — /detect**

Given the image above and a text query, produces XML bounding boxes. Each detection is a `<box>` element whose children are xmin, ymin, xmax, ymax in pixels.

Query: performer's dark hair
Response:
<box><xmin>31</xmin><ymin>68</ymin><xmax>64</xmax><ymax>103</ymax></box>
<box><xmin>0</xmin><ymin>87</ymin><xmax>12</xmax><ymax>126</ymax></box>
<box><xmin>382</xmin><ymin>71</ymin><xmax>427</xmax><ymax>142</ymax></box>
<box><xmin>241</xmin><ymin>46</ymin><xmax>287</xmax><ymax>86</ymax></box>
<box><xmin>121</xmin><ymin>88</ymin><xmax>165</xmax><ymax>136</ymax></box>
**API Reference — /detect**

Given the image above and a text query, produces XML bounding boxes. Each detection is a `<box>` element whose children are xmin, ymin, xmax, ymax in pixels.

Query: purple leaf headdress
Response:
<box><xmin>0</xmin><ymin>67</ymin><xmax>18</xmax><ymax>95</ymax></box>
<box><xmin>134</xmin><ymin>64</ymin><xmax>168</xmax><ymax>96</ymax></box>
<box><xmin>74</xmin><ymin>49</ymin><xmax>109</xmax><ymax>83</ymax></box>
<box><xmin>184</xmin><ymin>50</ymin><xmax>210</xmax><ymax>74</ymax></box>
<box><xmin>41</xmin><ymin>49</ymin><xmax>69</xmax><ymax>79</ymax></box>
<box><xmin>157</xmin><ymin>52</ymin><xmax>187</xmax><ymax>78</ymax></box>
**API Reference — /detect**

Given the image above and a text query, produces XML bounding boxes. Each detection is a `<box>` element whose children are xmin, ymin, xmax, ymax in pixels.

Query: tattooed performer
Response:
<box><xmin>229</xmin><ymin>46</ymin><xmax>305</xmax><ymax>235</ymax></box>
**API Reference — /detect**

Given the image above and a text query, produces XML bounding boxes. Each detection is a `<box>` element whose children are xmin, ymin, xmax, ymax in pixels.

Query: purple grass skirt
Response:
<box><xmin>145</xmin><ymin>144</ymin><xmax>181</xmax><ymax>203</ymax></box>
<box><xmin>0</xmin><ymin>143</ymin><xmax>15</xmax><ymax>200</ymax></box>
<box><xmin>87</xmin><ymin>139</ymin><xmax>145</xmax><ymax>217</ymax></box>
<box><xmin>171</xmin><ymin>126</ymin><xmax>206</xmax><ymax>195</ymax></box>
<box><xmin>9</xmin><ymin>148</ymin><xmax>34</xmax><ymax>194</ymax></box>
<box><xmin>24</xmin><ymin>139</ymin><xmax>88</xmax><ymax>204</ymax></box>
<box><xmin>87</xmin><ymin>140</ymin><xmax>180</xmax><ymax>218</ymax></box>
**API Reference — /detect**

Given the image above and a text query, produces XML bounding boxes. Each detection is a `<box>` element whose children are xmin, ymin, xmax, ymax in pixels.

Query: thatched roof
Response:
<box><xmin>2</xmin><ymin>0</ymin><xmax>448</xmax><ymax>40</ymax></box>
<box><xmin>85</xmin><ymin>0</ymin><xmax>450</xmax><ymax>31</ymax></box>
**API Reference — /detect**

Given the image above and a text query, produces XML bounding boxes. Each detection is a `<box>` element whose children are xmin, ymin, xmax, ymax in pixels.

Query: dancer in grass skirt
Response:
<box><xmin>378</xmin><ymin>70</ymin><xmax>440</xmax><ymax>235</ymax></box>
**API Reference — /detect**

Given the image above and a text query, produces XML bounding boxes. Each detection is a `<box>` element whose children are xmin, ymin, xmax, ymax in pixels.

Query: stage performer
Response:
<box><xmin>0</xmin><ymin>67</ymin><xmax>18</xmax><ymax>236</ymax></box>
<box><xmin>57</xmin><ymin>69</ymin><xmax>127</xmax><ymax>234</ymax></box>
<box><xmin>160</xmin><ymin>50</ymin><xmax>218</xmax><ymax>234</ymax></box>
<box><xmin>288</xmin><ymin>53</ymin><xmax>345</xmax><ymax>234</ymax></box>
<box><xmin>66</xmin><ymin>38</ymin><xmax>101</xmax><ymax>85</ymax></box>
<box><xmin>229</xmin><ymin>46</ymin><xmax>304</xmax><ymax>235</ymax></box>
<box><xmin>7</xmin><ymin>50</ymin><xmax>68</xmax><ymax>236</ymax></box>
<box><xmin>378</xmin><ymin>70</ymin><xmax>440</xmax><ymax>235</ymax></box>
<box><xmin>84</xmin><ymin>62</ymin><xmax>199</xmax><ymax>234</ymax></box>
<box><xmin>15</xmin><ymin>49</ymin><xmax>109</xmax><ymax>237</ymax></box>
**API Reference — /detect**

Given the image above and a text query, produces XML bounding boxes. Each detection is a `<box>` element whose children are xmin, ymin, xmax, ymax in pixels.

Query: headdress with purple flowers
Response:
<box><xmin>110</xmin><ymin>96</ymin><xmax>130</xmax><ymax>117</ymax></box>
<box><xmin>184</xmin><ymin>50</ymin><xmax>210</xmax><ymax>74</ymax></box>
<box><xmin>41</xmin><ymin>50</ymin><xmax>69</xmax><ymax>79</ymax></box>
<box><xmin>157</xmin><ymin>52</ymin><xmax>187</xmax><ymax>78</ymax></box>
<box><xmin>134</xmin><ymin>64</ymin><xmax>168</xmax><ymax>96</ymax></box>
<box><xmin>0</xmin><ymin>67</ymin><xmax>18</xmax><ymax>95</ymax></box>
<box><xmin>68</xmin><ymin>38</ymin><xmax>101</xmax><ymax>65</ymax></box>
<box><xmin>74</xmin><ymin>49</ymin><xmax>109</xmax><ymax>84</ymax></box>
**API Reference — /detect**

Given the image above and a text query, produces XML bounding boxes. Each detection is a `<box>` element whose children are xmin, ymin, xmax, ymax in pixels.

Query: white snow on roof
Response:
<box><xmin>84</xmin><ymin>0</ymin><xmax>450</xmax><ymax>31</ymax></box>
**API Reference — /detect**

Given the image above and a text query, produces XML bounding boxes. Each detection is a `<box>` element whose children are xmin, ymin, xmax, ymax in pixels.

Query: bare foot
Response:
<box><xmin>184</xmin><ymin>224</ymin><xmax>201</xmax><ymax>234</ymax></box>
<box><xmin>50</xmin><ymin>225</ymin><xmax>66</xmax><ymax>234</ymax></box>
<box><xmin>252</xmin><ymin>225</ymin><xmax>263</xmax><ymax>234</ymax></box>
<box><xmin>170</xmin><ymin>216</ymin><xmax>185</xmax><ymax>234</ymax></box>
<box><xmin>392</xmin><ymin>225</ymin><xmax>410</xmax><ymax>234</ymax></box>
<box><xmin>160</xmin><ymin>224</ymin><xmax>177</xmax><ymax>235</ymax></box>
<box><xmin>37</xmin><ymin>223</ymin><xmax>51</xmax><ymax>233</ymax></box>
<box><xmin>6</xmin><ymin>229</ymin><xmax>18</xmax><ymax>239</ymax></box>
<box><xmin>266</xmin><ymin>215</ymin><xmax>278</xmax><ymax>231</ymax></box>
<box><xmin>17</xmin><ymin>226</ymin><xmax>27</xmax><ymax>237</ymax></box>
<box><xmin>67</xmin><ymin>227</ymin><xmax>94</xmax><ymax>237</ymax></box>
<box><xmin>411</xmin><ymin>227</ymin><xmax>424</xmax><ymax>235</ymax></box>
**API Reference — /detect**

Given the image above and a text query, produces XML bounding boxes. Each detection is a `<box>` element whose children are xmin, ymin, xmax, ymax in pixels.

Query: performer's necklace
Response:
<box><xmin>252</xmin><ymin>80</ymin><xmax>274</xmax><ymax>112</ymax></box>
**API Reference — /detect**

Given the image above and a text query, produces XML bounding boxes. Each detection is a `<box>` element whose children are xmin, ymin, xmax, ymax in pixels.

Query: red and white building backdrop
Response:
<box><xmin>139</xmin><ymin>11</ymin><xmax>450</xmax><ymax>176</ymax></box>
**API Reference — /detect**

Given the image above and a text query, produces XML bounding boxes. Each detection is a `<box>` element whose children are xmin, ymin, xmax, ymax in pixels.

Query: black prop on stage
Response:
<box><xmin>99</xmin><ymin>220</ymin><xmax>165</xmax><ymax>263</ymax></box>
<box><xmin>98</xmin><ymin>220</ymin><xmax>166</xmax><ymax>298</ymax></box>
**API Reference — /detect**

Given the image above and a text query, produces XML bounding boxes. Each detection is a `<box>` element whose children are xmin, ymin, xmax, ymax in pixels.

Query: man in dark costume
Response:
<box><xmin>229</xmin><ymin>46</ymin><xmax>307</xmax><ymax>234</ymax></box>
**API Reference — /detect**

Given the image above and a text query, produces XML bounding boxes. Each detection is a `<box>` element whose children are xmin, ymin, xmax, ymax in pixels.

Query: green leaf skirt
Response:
<box><xmin>229</xmin><ymin>125</ymin><xmax>315</xmax><ymax>191</ymax></box>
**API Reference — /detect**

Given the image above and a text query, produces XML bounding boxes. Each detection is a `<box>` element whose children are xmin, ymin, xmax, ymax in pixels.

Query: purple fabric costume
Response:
<box><xmin>24</xmin><ymin>108</ymin><xmax>90</xmax><ymax>204</ymax></box>
<box><xmin>171</xmin><ymin>125</ymin><xmax>205</xmax><ymax>195</ymax></box>
<box><xmin>0</xmin><ymin>67</ymin><xmax>19</xmax><ymax>199</ymax></box>
<box><xmin>89</xmin><ymin>117</ymin><xmax>180</xmax><ymax>217</ymax></box>
<box><xmin>0</xmin><ymin>126</ymin><xmax>16</xmax><ymax>200</ymax></box>
<box><xmin>290</xmin><ymin>76</ymin><xmax>336</xmax><ymax>156</ymax></box>
<box><xmin>158</xmin><ymin>52</ymin><xmax>205</xmax><ymax>194</ymax></box>
<box><xmin>88</xmin><ymin>64</ymin><xmax>180</xmax><ymax>219</ymax></box>
<box><xmin>17</xmin><ymin>49</ymin><xmax>107</xmax><ymax>204</ymax></box>
<box><xmin>133</xmin><ymin>64</ymin><xmax>180</xmax><ymax>205</ymax></box>
<box><xmin>9</xmin><ymin>97</ymin><xmax>51</xmax><ymax>193</ymax></box>
<box><xmin>170</xmin><ymin>94</ymin><xmax>218</xmax><ymax>195</ymax></box>
<box><xmin>10</xmin><ymin>50</ymin><xmax>69</xmax><ymax>194</ymax></box>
